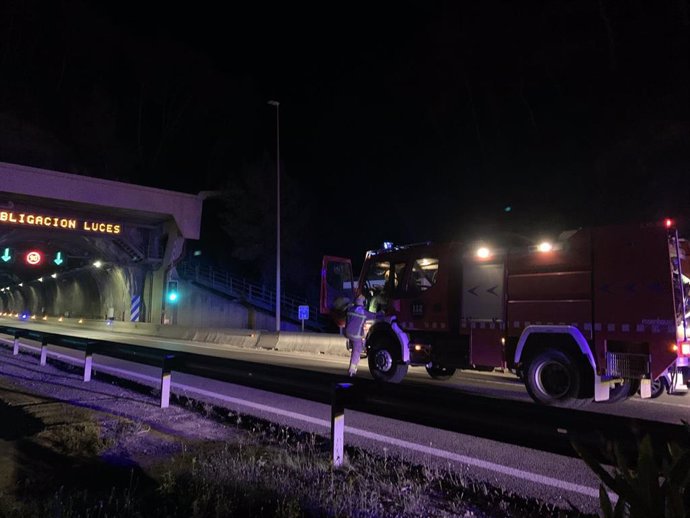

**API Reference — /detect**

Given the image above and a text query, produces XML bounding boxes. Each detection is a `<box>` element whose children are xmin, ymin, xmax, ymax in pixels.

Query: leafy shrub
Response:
<box><xmin>572</xmin><ymin>422</ymin><xmax>690</xmax><ymax>518</ymax></box>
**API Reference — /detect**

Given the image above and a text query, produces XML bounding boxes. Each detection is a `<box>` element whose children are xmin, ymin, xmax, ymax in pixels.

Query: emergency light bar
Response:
<box><xmin>476</xmin><ymin>247</ymin><xmax>491</xmax><ymax>259</ymax></box>
<box><xmin>537</xmin><ymin>242</ymin><xmax>553</xmax><ymax>253</ymax></box>
<box><xmin>528</xmin><ymin>241</ymin><xmax>558</xmax><ymax>253</ymax></box>
<box><xmin>673</xmin><ymin>341</ymin><xmax>690</xmax><ymax>355</ymax></box>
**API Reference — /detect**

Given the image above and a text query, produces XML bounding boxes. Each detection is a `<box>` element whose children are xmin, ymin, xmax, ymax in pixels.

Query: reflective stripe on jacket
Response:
<box><xmin>345</xmin><ymin>306</ymin><xmax>367</xmax><ymax>340</ymax></box>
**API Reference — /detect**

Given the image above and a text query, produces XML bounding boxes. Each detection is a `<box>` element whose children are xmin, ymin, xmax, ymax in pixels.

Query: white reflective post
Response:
<box><xmin>40</xmin><ymin>339</ymin><xmax>48</xmax><ymax>366</ymax></box>
<box><xmin>331</xmin><ymin>383</ymin><xmax>351</xmax><ymax>467</ymax></box>
<box><xmin>160</xmin><ymin>355</ymin><xmax>174</xmax><ymax>408</ymax></box>
<box><xmin>83</xmin><ymin>347</ymin><xmax>93</xmax><ymax>382</ymax></box>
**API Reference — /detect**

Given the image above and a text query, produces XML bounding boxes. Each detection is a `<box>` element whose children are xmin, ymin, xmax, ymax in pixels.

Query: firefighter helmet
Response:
<box><xmin>333</xmin><ymin>296</ymin><xmax>351</xmax><ymax>311</ymax></box>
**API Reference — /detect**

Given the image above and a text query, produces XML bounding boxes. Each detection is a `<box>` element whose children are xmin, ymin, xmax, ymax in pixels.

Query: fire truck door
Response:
<box><xmin>461</xmin><ymin>261</ymin><xmax>504</xmax><ymax>321</ymax></box>
<box><xmin>320</xmin><ymin>255</ymin><xmax>355</xmax><ymax>315</ymax></box>
<box><xmin>462</xmin><ymin>260</ymin><xmax>505</xmax><ymax>367</ymax></box>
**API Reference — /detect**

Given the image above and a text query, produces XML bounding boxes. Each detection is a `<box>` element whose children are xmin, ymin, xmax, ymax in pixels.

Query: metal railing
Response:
<box><xmin>177</xmin><ymin>261</ymin><xmax>326</xmax><ymax>329</ymax></box>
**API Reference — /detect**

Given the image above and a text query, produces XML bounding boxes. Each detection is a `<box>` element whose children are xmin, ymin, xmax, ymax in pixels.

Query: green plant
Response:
<box><xmin>572</xmin><ymin>422</ymin><xmax>690</xmax><ymax>518</ymax></box>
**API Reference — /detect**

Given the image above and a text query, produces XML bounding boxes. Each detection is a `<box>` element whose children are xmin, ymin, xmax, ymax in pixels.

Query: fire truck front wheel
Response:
<box><xmin>525</xmin><ymin>350</ymin><xmax>587</xmax><ymax>407</ymax></box>
<box><xmin>368</xmin><ymin>340</ymin><xmax>408</xmax><ymax>383</ymax></box>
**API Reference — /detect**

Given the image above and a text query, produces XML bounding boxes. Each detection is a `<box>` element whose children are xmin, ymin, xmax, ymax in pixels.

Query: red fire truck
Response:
<box><xmin>320</xmin><ymin>219</ymin><xmax>690</xmax><ymax>406</ymax></box>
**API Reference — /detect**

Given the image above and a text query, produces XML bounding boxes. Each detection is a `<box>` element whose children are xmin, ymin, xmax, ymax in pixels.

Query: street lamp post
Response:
<box><xmin>268</xmin><ymin>100</ymin><xmax>281</xmax><ymax>332</ymax></box>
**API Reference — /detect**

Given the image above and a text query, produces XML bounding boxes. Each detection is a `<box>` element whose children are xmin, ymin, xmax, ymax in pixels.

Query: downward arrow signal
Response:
<box><xmin>1</xmin><ymin>248</ymin><xmax>11</xmax><ymax>262</ymax></box>
<box><xmin>53</xmin><ymin>251</ymin><xmax>64</xmax><ymax>265</ymax></box>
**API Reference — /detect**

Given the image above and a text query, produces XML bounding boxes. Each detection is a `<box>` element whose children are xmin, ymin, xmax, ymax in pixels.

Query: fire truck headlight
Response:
<box><xmin>411</xmin><ymin>342</ymin><xmax>431</xmax><ymax>354</ymax></box>
<box><xmin>537</xmin><ymin>242</ymin><xmax>553</xmax><ymax>253</ymax></box>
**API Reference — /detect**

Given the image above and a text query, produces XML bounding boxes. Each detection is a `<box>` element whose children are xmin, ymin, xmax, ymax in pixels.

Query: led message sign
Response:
<box><xmin>0</xmin><ymin>210</ymin><xmax>121</xmax><ymax>235</ymax></box>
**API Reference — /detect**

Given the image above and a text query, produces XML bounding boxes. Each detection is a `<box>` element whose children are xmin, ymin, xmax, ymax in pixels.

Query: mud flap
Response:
<box><xmin>639</xmin><ymin>378</ymin><xmax>652</xmax><ymax>399</ymax></box>
<box><xmin>594</xmin><ymin>374</ymin><xmax>610</xmax><ymax>402</ymax></box>
<box><xmin>390</xmin><ymin>319</ymin><xmax>410</xmax><ymax>363</ymax></box>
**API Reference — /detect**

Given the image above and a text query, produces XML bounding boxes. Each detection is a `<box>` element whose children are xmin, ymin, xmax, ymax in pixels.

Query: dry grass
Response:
<box><xmin>0</xmin><ymin>353</ymin><xmax>597</xmax><ymax>518</ymax></box>
<box><xmin>0</xmin><ymin>396</ymin><xmax>597</xmax><ymax>518</ymax></box>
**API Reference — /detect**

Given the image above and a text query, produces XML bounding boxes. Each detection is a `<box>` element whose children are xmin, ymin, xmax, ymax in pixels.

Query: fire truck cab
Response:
<box><xmin>321</xmin><ymin>219</ymin><xmax>690</xmax><ymax>407</ymax></box>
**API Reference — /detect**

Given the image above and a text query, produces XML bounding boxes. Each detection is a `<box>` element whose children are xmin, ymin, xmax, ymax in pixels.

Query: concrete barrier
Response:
<box><xmin>26</xmin><ymin>317</ymin><xmax>349</xmax><ymax>358</ymax></box>
<box><xmin>274</xmin><ymin>331</ymin><xmax>349</xmax><ymax>357</ymax></box>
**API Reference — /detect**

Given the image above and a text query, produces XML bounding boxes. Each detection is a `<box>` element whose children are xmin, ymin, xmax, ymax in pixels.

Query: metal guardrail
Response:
<box><xmin>1</xmin><ymin>322</ymin><xmax>688</xmax><ymax>470</ymax></box>
<box><xmin>177</xmin><ymin>262</ymin><xmax>326</xmax><ymax>329</ymax></box>
<box><xmin>0</xmin><ymin>322</ymin><xmax>352</xmax><ymax>465</ymax></box>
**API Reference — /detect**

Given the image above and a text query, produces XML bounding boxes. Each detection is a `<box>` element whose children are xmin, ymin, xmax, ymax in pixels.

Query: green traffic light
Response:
<box><xmin>166</xmin><ymin>280</ymin><xmax>179</xmax><ymax>303</ymax></box>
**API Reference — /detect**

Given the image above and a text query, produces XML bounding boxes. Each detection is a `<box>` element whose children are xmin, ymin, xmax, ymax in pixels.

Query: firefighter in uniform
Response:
<box><xmin>345</xmin><ymin>294</ymin><xmax>376</xmax><ymax>377</ymax></box>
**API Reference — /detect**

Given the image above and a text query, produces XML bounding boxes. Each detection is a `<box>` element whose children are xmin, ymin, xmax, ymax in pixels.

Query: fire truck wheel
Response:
<box><xmin>425</xmin><ymin>363</ymin><xmax>456</xmax><ymax>380</ymax></box>
<box><xmin>600</xmin><ymin>379</ymin><xmax>639</xmax><ymax>403</ymax></box>
<box><xmin>525</xmin><ymin>350</ymin><xmax>585</xmax><ymax>407</ymax></box>
<box><xmin>650</xmin><ymin>378</ymin><xmax>666</xmax><ymax>398</ymax></box>
<box><xmin>368</xmin><ymin>343</ymin><xmax>409</xmax><ymax>383</ymax></box>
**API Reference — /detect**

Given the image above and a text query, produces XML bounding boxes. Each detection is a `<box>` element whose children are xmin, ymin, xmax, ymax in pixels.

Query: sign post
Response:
<box><xmin>298</xmin><ymin>305</ymin><xmax>309</xmax><ymax>332</ymax></box>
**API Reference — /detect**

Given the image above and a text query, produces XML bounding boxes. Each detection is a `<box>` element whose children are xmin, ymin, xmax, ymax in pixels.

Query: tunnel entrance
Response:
<box><xmin>0</xmin><ymin>162</ymin><xmax>202</xmax><ymax>324</ymax></box>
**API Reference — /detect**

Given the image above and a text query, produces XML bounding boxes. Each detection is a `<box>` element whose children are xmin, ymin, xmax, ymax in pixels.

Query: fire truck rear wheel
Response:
<box><xmin>425</xmin><ymin>363</ymin><xmax>456</xmax><ymax>380</ymax></box>
<box><xmin>649</xmin><ymin>378</ymin><xmax>666</xmax><ymax>398</ymax></box>
<box><xmin>525</xmin><ymin>349</ymin><xmax>586</xmax><ymax>407</ymax></box>
<box><xmin>637</xmin><ymin>377</ymin><xmax>667</xmax><ymax>399</ymax></box>
<box><xmin>600</xmin><ymin>379</ymin><xmax>639</xmax><ymax>403</ymax></box>
<box><xmin>368</xmin><ymin>342</ymin><xmax>408</xmax><ymax>383</ymax></box>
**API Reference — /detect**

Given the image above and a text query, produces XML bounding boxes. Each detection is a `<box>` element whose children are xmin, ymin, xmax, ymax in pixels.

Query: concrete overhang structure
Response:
<box><xmin>0</xmin><ymin>161</ymin><xmax>203</xmax><ymax>324</ymax></box>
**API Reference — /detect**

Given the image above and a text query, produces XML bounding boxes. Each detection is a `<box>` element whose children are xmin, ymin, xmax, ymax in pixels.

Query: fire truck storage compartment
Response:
<box><xmin>592</xmin><ymin>223</ymin><xmax>677</xmax><ymax>380</ymax></box>
<box><xmin>506</xmin><ymin>227</ymin><xmax>593</xmax><ymax>330</ymax></box>
<box><xmin>469</xmin><ymin>326</ymin><xmax>504</xmax><ymax>367</ymax></box>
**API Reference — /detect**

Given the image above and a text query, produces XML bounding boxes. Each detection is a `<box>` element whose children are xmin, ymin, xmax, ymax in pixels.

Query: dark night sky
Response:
<box><xmin>1</xmin><ymin>1</ymin><xmax>689</xmax><ymax>287</ymax></box>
